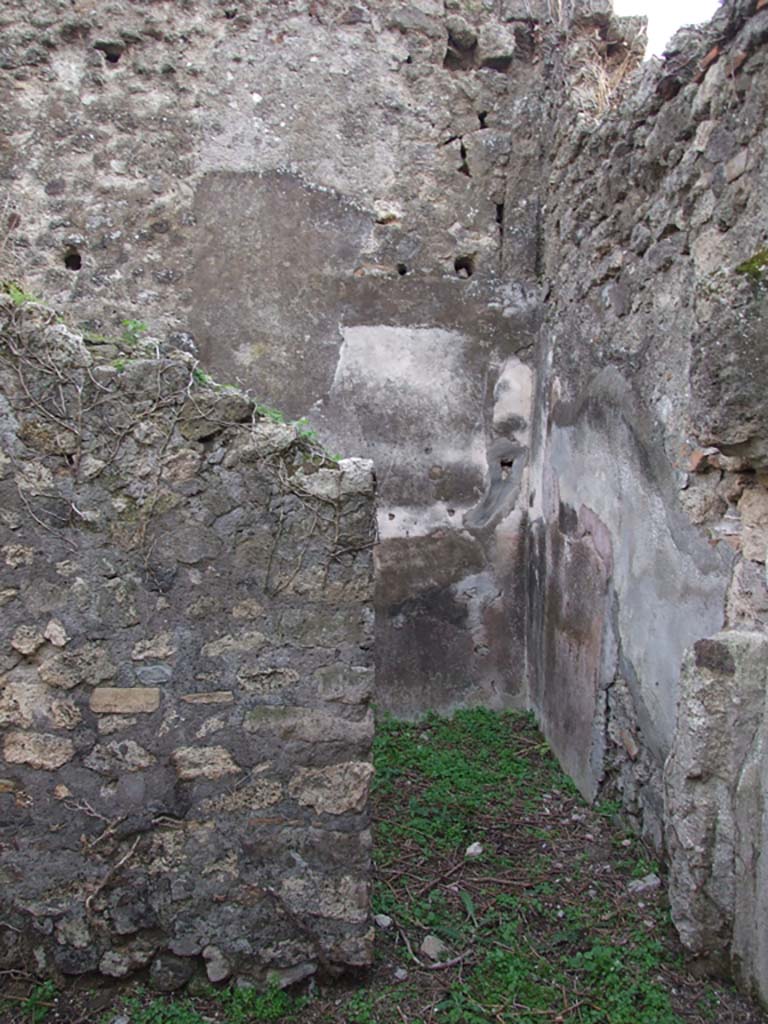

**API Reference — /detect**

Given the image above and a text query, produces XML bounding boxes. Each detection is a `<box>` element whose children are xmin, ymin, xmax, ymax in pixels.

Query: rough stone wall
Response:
<box><xmin>0</xmin><ymin>0</ymin><xmax>552</xmax><ymax>717</ymax></box>
<box><xmin>0</xmin><ymin>294</ymin><xmax>375</xmax><ymax>986</ymax></box>
<box><xmin>529</xmin><ymin>0</ymin><xmax>768</xmax><ymax>999</ymax></box>
<box><xmin>4</xmin><ymin>0</ymin><xmax>768</xmax><ymax>1003</ymax></box>
<box><xmin>665</xmin><ymin>632</ymin><xmax>768</xmax><ymax>996</ymax></box>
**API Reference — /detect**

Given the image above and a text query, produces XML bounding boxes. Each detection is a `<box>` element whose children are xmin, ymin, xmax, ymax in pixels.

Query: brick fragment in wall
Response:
<box><xmin>244</xmin><ymin>707</ymin><xmax>375</xmax><ymax>746</ymax></box>
<box><xmin>280</xmin><ymin>874</ymin><xmax>370</xmax><ymax>923</ymax></box>
<box><xmin>89</xmin><ymin>688</ymin><xmax>161</xmax><ymax>714</ymax></box>
<box><xmin>739</xmin><ymin>488</ymin><xmax>768</xmax><ymax>563</ymax></box>
<box><xmin>171</xmin><ymin>746</ymin><xmax>241</xmax><ymax>781</ymax></box>
<box><xmin>180</xmin><ymin>691</ymin><xmax>234</xmax><ymax>705</ymax></box>
<box><xmin>11</xmin><ymin>625</ymin><xmax>45</xmax><ymax>656</ymax></box>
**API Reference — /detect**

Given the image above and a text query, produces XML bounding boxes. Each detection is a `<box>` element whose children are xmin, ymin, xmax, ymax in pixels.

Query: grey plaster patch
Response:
<box><xmin>190</xmin><ymin>171</ymin><xmax>372</xmax><ymax>417</ymax></box>
<box><xmin>326</xmin><ymin>325</ymin><xmax>488</xmax><ymax>509</ymax></box>
<box><xmin>547</xmin><ymin>371</ymin><xmax>730</xmax><ymax>760</ymax></box>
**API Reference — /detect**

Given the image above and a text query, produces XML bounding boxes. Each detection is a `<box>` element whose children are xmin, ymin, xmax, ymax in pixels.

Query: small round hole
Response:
<box><xmin>454</xmin><ymin>255</ymin><xmax>474</xmax><ymax>278</ymax></box>
<box><xmin>396</xmin><ymin>263</ymin><xmax>408</xmax><ymax>276</ymax></box>
<box><xmin>64</xmin><ymin>250</ymin><xmax>82</xmax><ymax>271</ymax></box>
<box><xmin>94</xmin><ymin>41</ymin><xmax>125</xmax><ymax>65</ymax></box>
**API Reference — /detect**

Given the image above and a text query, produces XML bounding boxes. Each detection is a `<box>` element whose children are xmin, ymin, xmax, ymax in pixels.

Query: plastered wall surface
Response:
<box><xmin>530</xmin><ymin>0</ymin><xmax>768</xmax><ymax>998</ymax></box>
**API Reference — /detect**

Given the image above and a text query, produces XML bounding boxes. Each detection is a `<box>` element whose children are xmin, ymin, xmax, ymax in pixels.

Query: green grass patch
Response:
<box><xmin>102</xmin><ymin>982</ymin><xmax>305</xmax><ymax>1024</ymax></box>
<box><xmin>373</xmin><ymin>710</ymin><xmax>570</xmax><ymax>866</ymax></box>
<box><xmin>365</xmin><ymin>709</ymin><xmax>752</xmax><ymax>1024</ymax></box>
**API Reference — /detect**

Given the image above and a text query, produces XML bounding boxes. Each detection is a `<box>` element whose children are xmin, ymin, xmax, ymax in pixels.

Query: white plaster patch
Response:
<box><xmin>50</xmin><ymin>55</ymin><xmax>83</xmax><ymax>92</ymax></box>
<box><xmin>492</xmin><ymin>357</ymin><xmax>533</xmax><ymax>442</ymax></box>
<box><xmin>333</xmin><ymin>325</ymin><xmax>467</xmax><ymax>405</ymax></box>
<box><xmin>328</xmin><ymin>325</ymin><xmax>488</xmax><ymax>512</ymax></box>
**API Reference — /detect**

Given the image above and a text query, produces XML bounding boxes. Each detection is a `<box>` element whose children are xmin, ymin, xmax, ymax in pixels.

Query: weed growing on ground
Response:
<box><xmin>367</xmin><ymin>709</ymin><xmax>761</xmax><ymax>1024</ymax></box>
<box><xmin>594</xmin><ymin>796</ymin><xmax>623</xmax><ymax>818</ymax></box>
<box><xmin>118</xmin><ymin>994</ymin><xmax>204</xmax><ymax>1024</ymax></box>
<box><xmin>101</xmin><ymin>982</ymin><xmax>305</xmax><ymax>1024</ymax></box>
<box><xmin>24</xmin><ymin>981</ymin><xmax>56</xmax><ymax>1024</ymax></box>
<box><xmin>373</xmin><ymin>710</ymin><xmax>562</xmax><ymax>866</ymax></box>
<box><xmin>217</xmin><ymin>983</ymin><xmax>306</xmax><ymax>1023</ymax></box>
<box><xmin>0</xmin><ymin>980</ymin><xmax>58</xmax><ymax>1024</ymax></box>
<box><xmin>344</xmin><ymin>989</ymin><xmax>380</xmax><ymax>1024</ymax></box>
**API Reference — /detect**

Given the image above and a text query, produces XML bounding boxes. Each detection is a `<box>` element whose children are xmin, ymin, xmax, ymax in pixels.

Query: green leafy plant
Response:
<box><xmin>3</xmin><ymin>282</ymin><xmax>39</xmax><ymax>306</ymax></box>
<box><xmin>735</xmin><ymin>249</ymin><xmax>768</xmax><ymax>282</ymax></box>
<box><xmin>121</xmin><ymin>318</ymin><xmax>148</xmax><ymax>346</ymax></box>
<box><xmin>345</xmin><ymin>990</ymin><xmax>379</xmax><ymax>1024</ymax></box>
<box><xmin>24</xmin><ymin>980</ymin><xmax>57</xmax><ymax>1024</ymax></box>
<box><xmin>192</xmin><ymin>366</ymin><xmax>213</xmax><ymax>386</ymax></box>
<box><xmin>293</xmin><ymin>416</ymin><xmax>317</xmax><ymax>442</ymax></box>
<box><xmin>255</xmin><ymin>403</ymin><xmax>286</xmax><ymax>424</ymax></box>
<box><xmin>632</xmin><ymin>855</ymin><xmax>661</xmax><ymax>879</ymax></box>
<box><xmin>118</xmin><ymin>992</ymin><xmax>206</xmax><ymax>1024</ymax></box>
<box><xmin>373</xmin><ymin>710</ymin><xmax>544</xmax><ymax>864</ymax></box>
<box><xmin>595</xmin><ymin>796</ymin><xmax>623</xmax><ymax>819</ymax></box>
<box><xmin>566</xmin><ymin>936</ymin><xmax>679</xmax><ymax>1024</ymax></box>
